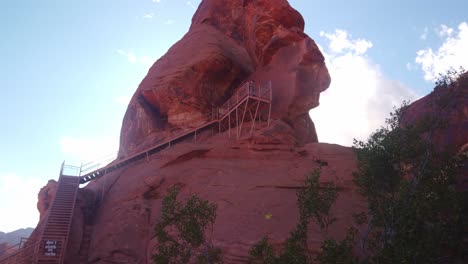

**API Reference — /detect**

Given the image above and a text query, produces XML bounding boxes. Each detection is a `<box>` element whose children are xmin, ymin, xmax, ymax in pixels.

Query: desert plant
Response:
<box><xmin>248</xmin><ymin>168</ymin><xmax>338</xmax><ymax>264</ymax></box>
<box><xmin>352</xmin><ymin>101</ymin><xmax>466</xmax><ymax>263</ymax></box>
<box><xmin>316</xmin><ymin>228</ymin><xmax>359</xmax><ymax>264</ymax></box>
<box><xmin>434</xmin><ymin>66</ymin><xmax>466</xmax><ymax>88</ymax></box>
<box><xmin>153</xmin><ymin>186</ymin><xmax>222</xmax><ymax>264</ymax></box>
<box><xmin>317</xmin><ymin>69</ymin><xmax>467</xmax><ymax>263</ymax></box>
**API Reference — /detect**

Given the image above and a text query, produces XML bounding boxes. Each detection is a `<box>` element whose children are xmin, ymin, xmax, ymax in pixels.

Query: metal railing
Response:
<box><xmin>79</xmin><ymin>152</ymin><xmax>117</xmax><ymax>176</ymax></box>
<box><xmin>60</xmin><ymin>81</ymin><xmax>272</xmax><ymax>184</ymax></box>
<box><xmin>218</xmin><ymin>81</ymin><xmax>272</xmax><ymax>117</ymax></box>
<box><xmin>59</xmin><ymin>152</ymin><xmax>117</xmax><ymax>177</ymax></box>
<box><xmin>0</xmin><ymin>239</ymin><xmax>41</xmax><ymax>264</ymax></box>
<box><xmin>0</xmin><ymin>237</ymin><xmax>30</xmax><ymax>261</ymax></box>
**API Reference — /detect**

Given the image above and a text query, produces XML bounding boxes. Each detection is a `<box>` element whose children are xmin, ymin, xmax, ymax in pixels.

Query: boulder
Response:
<box><xmin>37</xmin><ymin>180</ymin><xmax>58</xmax><ymax>221</ymax></box>
<box><xmin>118</xmin><ymin>0</ymin><xmax>331</xmax><ymax>158</ymax></box>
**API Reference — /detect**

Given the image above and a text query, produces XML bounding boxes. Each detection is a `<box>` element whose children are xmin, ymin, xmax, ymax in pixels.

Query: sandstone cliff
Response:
<box><xmin>48</xmin><ymin>126</ymin><xmax>362</xmax><ymax>263</ymax></box>
<box><xmin>402</xmin><ymin>72</ymin><xmax>468</xmax><ymax>156</ymax></box>
<box><xmin>28</xmin><ymin>1</ymin><xmax>338</xmax><ymax>262</ymax></box>
<box><xmin>28</xmin><ymin>0</ymin><xmax>467</xmax><ymax>263</ymax></box>
<box><xmin>118</xmin><ymin>0</ymin><xmax>331</xmax><ymax>158</ymax></box>
<box><xmin>402</xmin><ymin>71</ymin><xmax>468</xmax><ymax>190</ymax></box>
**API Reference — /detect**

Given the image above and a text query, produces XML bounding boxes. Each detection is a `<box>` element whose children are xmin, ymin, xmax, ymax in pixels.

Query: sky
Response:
<box><xmin>0</xmin><ymin>0</ymin><xmax>467</xmax><ymax>232</ymax></box>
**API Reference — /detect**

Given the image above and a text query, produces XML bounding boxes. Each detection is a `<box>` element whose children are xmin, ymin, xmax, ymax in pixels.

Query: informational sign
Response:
<box><xmin>43</xmin><ymin>240</ymin><xmax>59</xmax><ymax>256</ymax></box>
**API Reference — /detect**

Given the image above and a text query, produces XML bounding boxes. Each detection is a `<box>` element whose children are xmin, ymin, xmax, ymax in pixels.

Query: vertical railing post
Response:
<box><xmin>79</xmin><ymin>162</ymin><xmax>83</xmax><ymax>176</ymax></box>
<box><xmin>269</xmin><ymin>80</ymin><xmax>272</xmax><ymax>99</ymax></box>
<box><xmin>268</xmin><ymin>81</ymin><xmax>272</xmax><ymax>127</ymax></box>
<box><xmin>60</xmin><ymin>161</ymin><xmax>65</xmax><ymax>177</ymax></box>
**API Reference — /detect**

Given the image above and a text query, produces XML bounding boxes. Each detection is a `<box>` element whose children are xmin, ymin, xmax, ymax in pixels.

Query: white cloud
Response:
<box><xmin>152</xmin><ymin>0</ymin><xmax>161</xmax><ymax>2</ymax></box>
<box><xmin>310</xmin><ymin>29</ymin><xmax>418</xmax><ymax>146</ymax></box>
<box><xmin>420</xmin><ymin>27</ymin><xmax>429</xmax><ymax>40</ymax></box>
<box><xmin>143</xmin><ymin>13</ymin><xmax>154</xmax><ymax>19</ymax></box>
<box><xmin>438</xmin><ymin>24</ymin><xmax>454</xmax><ymax>37</ymax></box>
<box><xmin>0</xmin><ymin>174</ymin><xmax>43</xmax><ymax>232</ymax></box>
<box><xmin>416</xmin><ymin>22</ymin><xmax>468</xmax><ymax>81</ymax></box>
<box><xmin>117</xmin><ymin>49</ymin><xmax>154</xmax><ymax>66</ymax></box>
<box><xmin>320</xmin><ymin>29</ymin><xmax>373</xmax><ymax>55</ymax></box>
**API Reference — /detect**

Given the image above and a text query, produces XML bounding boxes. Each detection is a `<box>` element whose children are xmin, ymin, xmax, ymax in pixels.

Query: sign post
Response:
<box><xmin>43</xmin><ymin>240</ymin><xmax>59</xmax><ymax>257</ymax></box>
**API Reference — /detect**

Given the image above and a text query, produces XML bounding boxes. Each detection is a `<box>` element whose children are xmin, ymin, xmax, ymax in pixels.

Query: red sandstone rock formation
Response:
<box><xmin>0</xmin><ymin>243</ymin><xmax>15</xmax><ymax>257</ymax></box>
<box><xmin>402</xmin><ymin>73</ymin><xmax>467</xmax><ymax>156</ymax></box>
<box><xmin>27</xmin><ymin>180</ymin><xmax>58</xmax><ymax>252</ymax></box>
<box><xmin>118</xmin><ymin>0</ymin><xmax>331</xmax><ymax>158</ymax></box>
<box><xmin>33</xmin><ymin>125</ymin><xmax>363</xmax><ymax>264</ymax></box>
<box><xmin>27</xmin><ymin>1</ymin><xmax>466</xmax><ymax>263</ymax></box>
<box><xmin>402</xmin><ymin>72</ymin><xmax>468</xmax><ymax>189</ymax></box>
<box><xmin>37</xmin><ymin>180</ymin><xmax>58</xmax><ymax>221</ymax></box>
<box><xmin>84</xmin><ymin>125</ymin><xmax>363</xmax><ymax>263</ymax></box>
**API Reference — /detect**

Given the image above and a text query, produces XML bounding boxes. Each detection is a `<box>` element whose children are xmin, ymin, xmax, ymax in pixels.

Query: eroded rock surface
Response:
<box><xmin>402</xmin><ymin>73</ymin><xmax>468</xmax><ymax>190</ymax></box>
<box><xmin>26</xmin><ymin>1</ymin><xmax>468</xmax><ymax>263</ymax></box>
<box><xmin>27</xmin><ymin>1</ymin><xmax>468</xmax><ymax>263</ymax></box>
<box><xmin>119</xmin><ymin>0</ymin><xmax>331</xmax><ymax>157</ymax></box>
<box><xmin>37</xmin><ymin>180</ymin><xmax>58</xmax><ymax>221</ymax></box>
<box><xmin>85</xmin><ymin>130</ymin><xmax>362</xmax><ymax>263</ymax></box>
<box><xmin>0</xmin><ymin>243</ymin><xmax>15</xmax><ymax>257</ymax></box>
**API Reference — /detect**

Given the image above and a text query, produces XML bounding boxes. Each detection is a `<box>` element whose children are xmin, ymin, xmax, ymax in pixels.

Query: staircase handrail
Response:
<box><xmin>79</xmin><ymin>152</ymin><xmax>117</xmax><ymax>175</ymax></box>
<box><xmin>65</xmin><ymin>81</ymin><xmax>272</xmax><ymax>184</ymax></box>
<box><xmin>0</xmin><ymin>243</ymin><xmax>20</xmax><ymax>259</ymax></box>
<box><xmin>218</xmin><ymin>82</ymin><xmax>250</xmax><ymax>116</ymax></box>
<box><xmin>0</xmin><ymin>240</ymin><xmax>41</xmax><ymax>264</ymax></box>
<box><xmin>0</xmin><ymin>237</ymin><xmax>31</xmax><ymax>259</ymax></box>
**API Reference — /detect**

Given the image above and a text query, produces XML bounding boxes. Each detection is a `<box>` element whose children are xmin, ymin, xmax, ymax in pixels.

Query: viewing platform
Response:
<box><xmin>64</xmin><ymin>81</ymin><xmax>272</xmax><ymax>184</ymax></box>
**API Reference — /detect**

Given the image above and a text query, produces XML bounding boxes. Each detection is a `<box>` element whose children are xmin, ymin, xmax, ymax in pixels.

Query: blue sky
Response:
<box><xmin>0</xmin><ymin>0</ymin><xmax>467</xmax><ymax>232</ymax></box>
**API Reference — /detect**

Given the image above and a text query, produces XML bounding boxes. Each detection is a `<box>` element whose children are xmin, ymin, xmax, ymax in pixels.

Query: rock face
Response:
<box><xmin>27</xmin><ymin>0</ymin><xmax>467</xmax><ymax>262</ymax></box>
<box><xmin>0</xmin><ymin>243</ymin><xmax>15</xmax><ymax>257</ymax></box>
<box><xmin>402</xmin><ymin>72</ymin><xmax>468</xmax><ymax>189</ymax></box>
<box><xmin>29</xmin><ymin>2</ymin><xmax>337</xmax><ymax>262</ymax></box>
<box><xmin>37</xmin><ymin>180</ymin><xmax>58</xmax><ymax>221</ymax></box>
<box><xmin>33</xmin><ymin>123</ymin><xmax>362</xmax><ymax>264</ymax></box>
<box><xmin>27</xmin><ymin>1</ymin><xmax>467</xmax><ymax>263</ymax></box>
<box><xmin>402</xmin><ymin>73</ymin><xmax>467</xmax><ymax>155</ymax></box>
<box><xmin>119</xmin><ymin>0</ymin><xmax>331</xmax><ymax>158</ymax></box>
<box><xmin>85</xmin><ymin>128</ymin><xmax>362</xmax><ymax>263</ymax></box>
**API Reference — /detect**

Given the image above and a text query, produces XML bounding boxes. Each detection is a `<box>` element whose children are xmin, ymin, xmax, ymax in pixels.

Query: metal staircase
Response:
<box><xmin>35</xmin><ymin>175</ymin><xmax>80</xmax><ymax>264</ymax></box>
<box><xmin>76</xmin><ymin>81</ymin><xmax>272</xmax><ymax>184</ymax></box>
<box><xmin>0</xmin><ymin>175</ymin><xmax>79</xmax><ymax>264</ymax></box>
<box><xmin>0</xmin><ymin>81</ymin><xmax>272</xmax><ymax>264</ymax></box>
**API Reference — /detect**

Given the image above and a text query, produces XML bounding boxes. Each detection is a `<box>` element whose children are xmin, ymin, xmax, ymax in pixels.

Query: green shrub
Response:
<box><xmin>352</xmin><ymin>100</ymin><xmax>466</xmax><ymax>263</ymax></box>
<box><xmin>248</xmin><ymin>168</ymin><xmax>338</xmax><ymax>264</ymax></box>
<box><xmin>153</xmin><ymin>186</ymin><xmax>222</xmax><ymax>264</ymax></box>
<box><xmin>316</xmin><ymin>228</ymin><xmax>359</xmax><ymax>264</ymax></box>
